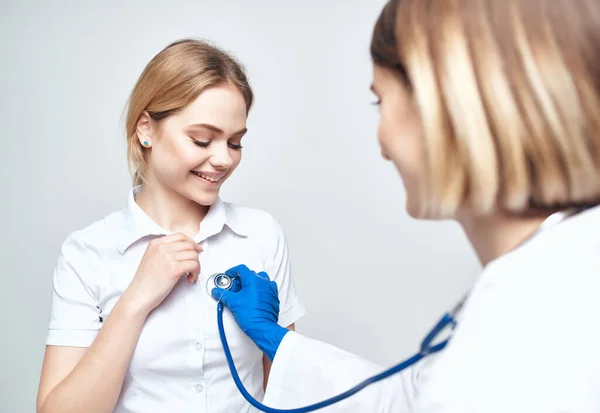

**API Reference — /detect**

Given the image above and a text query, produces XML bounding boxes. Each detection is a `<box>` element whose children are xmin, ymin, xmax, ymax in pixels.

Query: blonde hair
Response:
<box><xmin>125</xmin><ymin>38</ymin><xmax>254</xmax><ymax>186</ymax></box>
<box><xmin>371</xmin><ymin>0</ymin><xmax>600</xmax><ymax>218</ymax></box>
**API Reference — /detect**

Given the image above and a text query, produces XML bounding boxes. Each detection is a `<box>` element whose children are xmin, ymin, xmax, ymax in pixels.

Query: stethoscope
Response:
<box><xmin>207</xmin><ymin>206</ymin><xmax>592</xmax><ymax>413</ymax></box>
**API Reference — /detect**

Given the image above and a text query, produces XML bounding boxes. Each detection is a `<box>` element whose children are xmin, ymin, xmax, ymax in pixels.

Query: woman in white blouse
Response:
<box><xmin>36</xmin><ymin>38</ymin><xmax>305</xmax><ymax>413</ymax></box>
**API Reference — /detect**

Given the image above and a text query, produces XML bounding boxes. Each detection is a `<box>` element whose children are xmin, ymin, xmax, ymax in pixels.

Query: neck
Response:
<box><xmin>136</xmin><ymin>180</ymin><xmax>209</xmax><ymax>238</ymax></box>
<box><xmin>456</xmin><ymin>208</ymin><xmax>552</xmax><ymax>267</ymax></box>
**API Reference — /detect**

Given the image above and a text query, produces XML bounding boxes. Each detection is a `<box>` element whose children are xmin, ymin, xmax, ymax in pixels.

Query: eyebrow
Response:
<box><xmin>188</xmin><ymin>123</ymin><xmax>248</xmax><ymax>136</ymax></box>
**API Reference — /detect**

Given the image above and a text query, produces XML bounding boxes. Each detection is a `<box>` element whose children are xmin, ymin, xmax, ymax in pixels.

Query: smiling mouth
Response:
<box><xmin>191</xmin><ymin>171</ymin><xmax>224</xmax><ymax>183</ymax></box>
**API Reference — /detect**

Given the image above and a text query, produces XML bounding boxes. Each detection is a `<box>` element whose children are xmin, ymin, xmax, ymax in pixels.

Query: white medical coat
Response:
<box><xmin>262</xmin><ymin>206</ymin><xmax>600</xmax><ymax>412</ymax></box>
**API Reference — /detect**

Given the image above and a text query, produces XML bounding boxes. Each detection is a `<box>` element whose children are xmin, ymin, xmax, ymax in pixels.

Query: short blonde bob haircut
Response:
<box><xmin>371</xmin><ymin>0</ymin><xmax>600</xmax><ymax>218</ymax></box>
<box><xmin>125</xmin><ymin>39</ymin><xmax>253</xmax><ymax>187</ymax></box>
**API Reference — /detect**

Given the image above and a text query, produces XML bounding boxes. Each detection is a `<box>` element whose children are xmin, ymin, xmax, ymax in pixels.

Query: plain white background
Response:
<box><xmin>0</xmin><ymin>1</ymin><xmax>481</xmax><ymax>411</ymax></box>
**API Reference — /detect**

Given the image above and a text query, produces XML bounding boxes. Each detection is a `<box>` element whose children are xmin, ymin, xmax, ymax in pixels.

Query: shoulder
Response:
<box><xmin>421</xmin><ymin>249</ymin><xmax>600</xmax><ymax>409</ymax></box>
<box><xmin>222</xmin><ymin>201</ymin><xmax>286</xmax><ymax>239</ymax></box>
<box><xmin>428</xmin><ymin>211</ymin><xmax>600</xmax><ymax>405</ymax></box>
<box><xmin>415</xmin><ymin>210</ymin><xmax>600</xmax><ymax>410</ymax></box>
<box><xmin>221</xmin><ymin>201</ymin><xmax>290</xmax><ymax>263</ymax></box>
<box><xmin>58</xmin><ymin>208</ymin><xmax>129</xmax><ymax>257</ymax></box>
<box><xmin>473</xmin><ymin>212</ymin><xmax>600</xmax><ymax>323</ymax></box>
<box><xmin>482</xmin><ymin>209</ymin><xmax>600</xmax><ymax>291</ymax></box>
<box><xmin>456</xmin><ymin>207</ymin><xmax>599</xmax><ymax>337</ymax></box>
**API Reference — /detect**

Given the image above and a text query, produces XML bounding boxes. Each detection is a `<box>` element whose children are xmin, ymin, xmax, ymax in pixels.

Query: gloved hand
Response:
<box><xmin>211</xmin><ymin>264</ymin><xmax>289</xmax><ymax>361</ymax></box>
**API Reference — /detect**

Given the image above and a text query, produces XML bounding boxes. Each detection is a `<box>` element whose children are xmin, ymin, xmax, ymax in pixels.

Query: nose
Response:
<box><xmin>208</xmin><ymin>142</ymin><xmax>234</xmax><ymax>169</ymax></box>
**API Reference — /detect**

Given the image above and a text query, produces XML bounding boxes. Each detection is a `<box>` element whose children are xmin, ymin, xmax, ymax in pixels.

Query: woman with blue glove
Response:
<box><xmin>213</xmin><ymin>0</ymin><xmax>600</xmax><ymax>411</ymax></box>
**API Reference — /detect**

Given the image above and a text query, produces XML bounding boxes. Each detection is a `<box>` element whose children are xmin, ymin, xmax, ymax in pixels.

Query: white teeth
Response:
<box><xmin>193</xmin><ymin>171</ymin><xmax>221</xmax><ymax>183</ymax></box>
<box><xmin>203</xmin><ymin>175</ymin><xmax>218</xmax><ymax>182</ymax></box>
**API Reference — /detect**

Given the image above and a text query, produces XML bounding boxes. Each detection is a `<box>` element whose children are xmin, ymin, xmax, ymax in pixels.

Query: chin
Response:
<box><xmin>405</xmin><ymin>200</ymin><xmax>422</xmax><ymax>219</ymax></box>
<box><xmin>180</xmin><ymin>187</ymin><xmax>219</xmax><ymax>207</ymax></box>
<box><xmin>404</xmin><ymin>190</ymin><xmax>427</xmax><ymax>220</ymax></box>
<box><xmin>406</xmin><ymin>197</ymin><xmax>449</xmax><ymax>221</ymax></box>
<box><xmin>191</xmin><ymin>193</ymin><xmax>219</xmax><ymax>206</ymax></box>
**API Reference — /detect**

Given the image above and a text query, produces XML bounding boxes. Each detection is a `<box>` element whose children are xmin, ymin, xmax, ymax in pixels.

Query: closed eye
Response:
<box><xmin>192</xmin><ymin>139</ymin><xmax>243</xmax><ymax>150</ymax></box>
<box><xmin>193</xmin><ymin>140</ymin><xmax>210</xmax><ymax>148</ymax></box>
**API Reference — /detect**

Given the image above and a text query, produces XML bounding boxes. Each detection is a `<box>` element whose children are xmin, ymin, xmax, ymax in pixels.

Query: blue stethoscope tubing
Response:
<box><xmin>216</xmin><ymin>301</ymin><xmax>459</xmax><ymax>413</ymax></box>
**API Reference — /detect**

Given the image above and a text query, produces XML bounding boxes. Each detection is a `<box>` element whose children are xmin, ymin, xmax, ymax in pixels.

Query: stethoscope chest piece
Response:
<box><xmin>206</xmin><ymin>272</ymin><xmax>235</xmax><ymax>294</ymax></box>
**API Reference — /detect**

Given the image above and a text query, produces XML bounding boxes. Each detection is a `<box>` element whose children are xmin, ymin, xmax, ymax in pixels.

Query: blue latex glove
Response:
<box><xmin>211</xmin><ymin>264</ymin><xmax>289</xmax><ymax>361</ymax></box>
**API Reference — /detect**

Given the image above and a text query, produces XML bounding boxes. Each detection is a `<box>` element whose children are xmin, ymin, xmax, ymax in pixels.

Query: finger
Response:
<box><xmin>163</xmin><ymin>241</ymin><xmax>201</xmax><ymax>253</ymax></box>
<box><xmin>157</xmin><ymin>232</ymin><xmax>188</xmax><ymax>243</ymax></box>
<box><xmin>211</xmin><ymin>287</ymin><xmax>233</xmax><ymax>304</ymax></box>
<box><xmin>270</xmin><ymin>280</ymin><xmax>279</xmax><ymax>292</ymax></box>
<box><xmin>179</xmin><ymin>260</ymin><xmax>201</xmax><ymax>282</ymax></box>
<box><xmin>187</xmin><ymin>272</ymin><xmax>198</xmax><ymax>284</ymax></box>
<box><xmin>161</xmin><ymin>232</ymin><xmax>199</xmax><ymax>248</ymax></box>
<box><xmin>230</xmin><ymin>276</ymin><xmax>242</xmax><ymax>293</ymax></box>
<box><xmin>174</xmin><ymin>251</ymin><xmax>200</xmax><ymax>262</ymax></box>
<box><xmin>257</xmin><ymin>271</ymin><xmax>271</xmax><ymax>280</ymax></box>
<box><xmin>182</xmin><ymin>238</ymin><xmax>202</xmax><ymax>253</ymax></box>
<box><xmin>225</xmin><ymin>264</ymin><xmax>255</xmax><ymax>282</ymax></box>
<box><xmin>170</xmin><ymin>236</ymin><xmax>202</xmax><ymax>253</ymax></box>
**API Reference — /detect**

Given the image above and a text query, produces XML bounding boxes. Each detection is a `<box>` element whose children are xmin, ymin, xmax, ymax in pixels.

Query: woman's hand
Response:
<box><xmin>211</xmin><ymin>264</ymin><xmax>289</xmax><ymax>361</ymax></box>
<box><xmin>123</xmin><ymin>233</ymin><xmax>201</xmax><ymax>315</ymax></box>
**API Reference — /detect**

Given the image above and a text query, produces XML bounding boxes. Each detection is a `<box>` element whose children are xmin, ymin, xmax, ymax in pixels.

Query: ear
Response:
<box><xmin>136</xmin><ymin>111</ymin><xmax>153</xmax><ymax>147</ymax></box>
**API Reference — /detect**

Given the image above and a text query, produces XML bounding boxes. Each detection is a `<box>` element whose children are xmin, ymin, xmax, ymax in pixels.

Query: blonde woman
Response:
<box><xmin>215</xmin><ymin>0</ymin><xmax>600</xmax><ymax>411</ymax></box>
<box><xmin>36</xmin><ymin>39</ymin><xmax>305</xmax><ymax>413</ymax></box>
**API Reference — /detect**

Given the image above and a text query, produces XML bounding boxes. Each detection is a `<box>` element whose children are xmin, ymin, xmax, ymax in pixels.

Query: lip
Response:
<box><xmin>193</xmin><ymin>171</ymin><xmax>227</xmax><ymax>179</ymax></box>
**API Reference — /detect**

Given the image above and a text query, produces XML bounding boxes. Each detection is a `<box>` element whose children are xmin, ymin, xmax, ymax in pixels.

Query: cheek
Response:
<box><xmin>380</xmin><ymin>105</ymin><xmax>423</xmax><ymax>179</ymax></box>
<box><xmin>173</xmin><ymin>145</ymin><xmax>198</xmax><ymax>169</ymax></box>
<box><xmin>155</xmin><ymin>139</ymin><xmax>199</xmax><ymax>175</ymax></box>
<box><xmin>228</xmin><ymin>150</ymin><xmax>242</xmax><ymax>171</ymax></box>
<box><xmin>377</xmin><ymin>112</ymin><xmax>394</xmax><ymax>158</ymax></box>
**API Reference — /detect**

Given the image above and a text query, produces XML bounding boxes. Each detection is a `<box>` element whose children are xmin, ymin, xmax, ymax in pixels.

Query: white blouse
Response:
<box><xmin>46</xmin><ymin>186</ymin><xmax>306</xmax><ymax>413</ymax></box>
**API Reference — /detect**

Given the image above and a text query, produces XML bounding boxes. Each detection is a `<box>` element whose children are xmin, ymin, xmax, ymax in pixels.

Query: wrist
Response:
<box><xmin>117</xmin><ymin>290</ymin><xmax>152</xmax><ymax>320</ymax></box>
<box><xmin>250</xmin><ymin>325</ymin><xmax>289</xmax><ymax>361</ymax></box>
